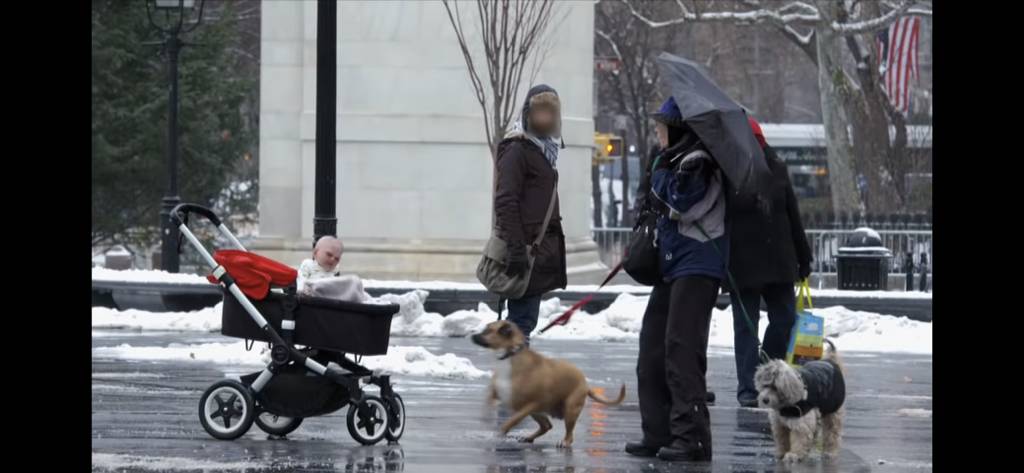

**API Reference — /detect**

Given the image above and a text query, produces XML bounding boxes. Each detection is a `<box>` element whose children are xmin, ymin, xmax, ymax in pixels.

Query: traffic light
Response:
<box><xmin>593</xmin><ymin>132</ymin><xmax>624</xmax><ymax>165</ymax></box>
<box><xmin>606</xmin><ymin>137</ymin><xmax>623</xmax><ymax>158</ymax></box>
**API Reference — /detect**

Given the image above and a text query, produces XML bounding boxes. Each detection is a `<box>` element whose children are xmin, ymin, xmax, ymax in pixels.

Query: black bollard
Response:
<box><xmin>904</xmin><ymin>252</ymin><xmax>914</xmax><ymax>291</ymax></box>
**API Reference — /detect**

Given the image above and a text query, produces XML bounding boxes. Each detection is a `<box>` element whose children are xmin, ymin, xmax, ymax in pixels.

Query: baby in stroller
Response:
<box><xmin>298</xmin><ymin>236</ymin><xmax>369</xmax><ymax>302</ymax></box>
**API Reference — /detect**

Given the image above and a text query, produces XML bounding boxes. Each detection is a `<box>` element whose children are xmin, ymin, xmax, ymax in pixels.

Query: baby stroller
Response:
<box><xmin>171</xmin><ymin>204</ymin><xmax>405</xmax><ymax>445</ymax></box>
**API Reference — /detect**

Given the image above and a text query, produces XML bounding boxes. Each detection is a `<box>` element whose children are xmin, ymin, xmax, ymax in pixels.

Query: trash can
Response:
<box><xmin>104</xmin><ymin>245</ymin><xmax>133</xmax><ymax>270</ymax></box>
<box><xmin>835</xmin><ymin>228</ymin><xmax>892</xmax><ymax>290</ymax></box>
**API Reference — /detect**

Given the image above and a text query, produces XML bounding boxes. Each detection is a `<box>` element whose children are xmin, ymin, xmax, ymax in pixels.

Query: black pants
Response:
<box><xmin>729</xmin><ymin>282</ymin><xmax>797</xmax><ymax>402</ymax></box>
<box><xmin>636</xmin><ymin>275</ymin><xmax>720</xmax><ymax>455</ymax></box>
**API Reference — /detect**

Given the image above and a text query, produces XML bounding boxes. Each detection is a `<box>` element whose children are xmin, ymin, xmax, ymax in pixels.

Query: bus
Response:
<box><xmin>760</xmin><ymin>123</ymin><xmax>932</xmax><ymax>212</ymax></box>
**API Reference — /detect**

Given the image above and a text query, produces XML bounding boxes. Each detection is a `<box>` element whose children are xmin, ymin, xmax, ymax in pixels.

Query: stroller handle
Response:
<box><xmin>170</xmin><ymin>203</ymin><xmax>222</xmax><ymax>227</ymax></box>
<box><xmin>170</xmin><ymin>203</ymin><xmax>248</xmax><ymax>264</ymax></box>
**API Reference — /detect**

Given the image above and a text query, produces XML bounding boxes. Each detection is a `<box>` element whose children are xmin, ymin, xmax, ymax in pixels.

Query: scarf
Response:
<box><xmin>526</xmin><ymin>132</ymin><xmax>559</xmax><ymax>169</ymax></box>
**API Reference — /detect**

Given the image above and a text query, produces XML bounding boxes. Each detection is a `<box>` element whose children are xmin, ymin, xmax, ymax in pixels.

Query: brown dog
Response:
<box><xmin>471</xmin><ymin>319</ymin><xmax>626</xmax><ymax>448</ymax></box>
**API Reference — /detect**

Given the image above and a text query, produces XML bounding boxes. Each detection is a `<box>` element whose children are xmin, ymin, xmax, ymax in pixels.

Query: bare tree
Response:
<box><xmin>441</xmin><ymin>0</ymin><xmax>560</xmax><ymax>158</ymax></box>
<box><xmin>595</xmin><ymin>0</ymin><xmax>680</xmax><ymax>226</ymax></box>
<box><xmin>621</xmin><ymin>0</ymin><xmax>932</xmax><ymax>217</ymax></box>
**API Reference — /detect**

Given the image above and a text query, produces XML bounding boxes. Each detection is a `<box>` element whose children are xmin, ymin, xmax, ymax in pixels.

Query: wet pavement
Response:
<box><xmin>92</xmin><ymin>331</ymin><xmax>932</xmax><ymax>472</ymax></box>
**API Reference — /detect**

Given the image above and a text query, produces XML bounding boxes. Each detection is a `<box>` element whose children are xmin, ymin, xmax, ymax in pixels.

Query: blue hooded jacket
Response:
<box><xmin>649</xmin><ymin>98</ymin><xmax>728</xmax><ymax>282</ymax></box>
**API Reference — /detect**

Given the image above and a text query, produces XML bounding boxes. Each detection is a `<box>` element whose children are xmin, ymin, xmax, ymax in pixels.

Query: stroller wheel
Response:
<box><xmin>255</xmin><ymin>411</ymin><xmax>304</xmax><ymax>437</ymax></box>
<box><xmin>198</xmin><ymin>380</ymin><xmax>255</xmax><ymax>440</ymax></box>
<box><xmin>383</xmin><ymin>393</ymin><xmax>406</xmax><ymax>442</ymax></box>
<box><xmin>346</xmin><ymin>395</ymin><xmax>389</xmax><ymax>445</ymax></box>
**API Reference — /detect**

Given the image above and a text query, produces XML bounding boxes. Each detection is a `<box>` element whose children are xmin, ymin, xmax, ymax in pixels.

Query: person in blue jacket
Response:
<box><xmin>625</xmin><ymin>96</ymin><xmax>727</xmax><ymax>463</ymax></box>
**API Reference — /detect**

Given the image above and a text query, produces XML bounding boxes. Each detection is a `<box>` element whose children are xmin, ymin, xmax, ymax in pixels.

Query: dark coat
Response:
<box><xmin>726</xmin><ymin>145</ymin><xmax>812</xmax><ymax>290</ymax></box>
<box><xmin>651</xmin><ymin>148</ymin><xmax>729</xmax><ymax>283</ymax></box>
<box><xmin>780</xmin><ymin>359</ymin><xmax>846</xmax><ymax>417</ymax></box>
<box><xmin>493</xmin><ymin>136</ymin><xmax>567</xmax><ymax>297</ymax></box>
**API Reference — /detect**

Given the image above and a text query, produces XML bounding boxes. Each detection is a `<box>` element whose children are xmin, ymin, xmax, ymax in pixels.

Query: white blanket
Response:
<box><xmin>301</xmin><ymin>274</ymin><xmax>370</xmax><ymax>302</ymax></box>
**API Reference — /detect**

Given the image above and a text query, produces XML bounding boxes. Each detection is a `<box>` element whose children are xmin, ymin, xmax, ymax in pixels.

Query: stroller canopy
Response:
<box><xmin>205</xmin><ymin>250</ymin><xmax>298</xmax><ymax>300</ymax></box>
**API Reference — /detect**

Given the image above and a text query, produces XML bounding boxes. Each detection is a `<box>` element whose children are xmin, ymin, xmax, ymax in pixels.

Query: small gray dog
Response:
<box><xmin>754</xmin><ymin>340</ymin><xmax>846</xmax><ymax>463</ymax></box>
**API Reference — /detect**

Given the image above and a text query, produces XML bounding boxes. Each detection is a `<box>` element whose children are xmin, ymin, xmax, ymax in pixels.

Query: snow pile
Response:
<box><xmin>91</xmin><ymin>289</ymin><xmax>450</xmax><ymax>338</ymax></box>
<box><xmin>853</xmin><ymin>227</ymin><xmax>882</xmax><ymax>241</ymax></box>
<box><xmin>417</xmin><ymin>293</ymin><xmax>930</xmax><ymax>353</ymax></box>
<box><xmin>92</xmin><ymin>304</ymin><xmax>222</xmax><ymax>332</ymax></box>
<box><xmin>92</xmin><ymin>341</ymin><xmax>488</xmax><ymax>380</ymax></box>
<box><xmin>92</xmin><ymin>267</ymin><xmax>210</xmax><ymax>285</ymax></box>
<box><xmin>91</xmin><ymin>285</ymin><xmax>931</xmax><ymax>354</ymax></box>
<box><xmin>599</xmin><ymin>293</ymin><xmax>649</xmax><ymax>333</ymax></box>
<box><xmin>534</xmin><ymin>297</ymin><xmax>637</xmax><ymax>342</ymax></box>
<box><xmin>364</xmin><ymin>346</ymin><xmax>489</xmax><ymax>379</ymax></box>
<box><xmin>93</xmin><ymin>341</ymin><xmax>264</xmax><ymax>366</ymax></box>
<box><xmin>373</xmin><ymin>289</ymin><xmax>447</xmax><ymax>337</ymax></box>
<box><xmin>815</xmin><ymin>306</ymin><xmax>931</xmax><ymax>353</ymax></box>
<box><xmin>441</xmin><ymin>303</ymin><xmax>497</xmax><ymax>337</ymax></box>
<box><xmin>365</xmin><ymin>279</ymin><xmax>929</xmax><ymax>299</ymax></box>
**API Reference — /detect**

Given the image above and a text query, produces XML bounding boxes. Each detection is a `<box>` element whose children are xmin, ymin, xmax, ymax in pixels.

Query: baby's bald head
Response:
<box><xmin>313</xmin><ymin>236</ymin><xmax>344</xmax><ymax>271</ymax></box>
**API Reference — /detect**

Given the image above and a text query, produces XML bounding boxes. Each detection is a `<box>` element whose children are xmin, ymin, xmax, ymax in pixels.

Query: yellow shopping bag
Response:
<box><xmin>786</xmin><ymin>280</ymin><xmax>825</xmax><ymax>366</ymax></box>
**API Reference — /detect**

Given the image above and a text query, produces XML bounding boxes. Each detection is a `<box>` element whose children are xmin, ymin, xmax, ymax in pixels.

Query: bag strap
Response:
<box><xmin>796</xmin><ymin>279</ymin><xmax>813</xmax><ymax>311</ymax></box>
<box><xmin>532</xmin><ymin>174</ymin><xmax>559</xmax><ymax>248</ymax></box>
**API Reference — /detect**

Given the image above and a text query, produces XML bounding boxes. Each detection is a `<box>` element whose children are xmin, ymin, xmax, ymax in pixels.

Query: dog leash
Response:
<box><xmin>538</xmin><ymin>261</ymin><xmax>623</xmax><ymax>333</ymax></box>
<box><xmin>693</xmin><ymin>222</ymin><xmax>771</xmax><ymax>363</ymax></box>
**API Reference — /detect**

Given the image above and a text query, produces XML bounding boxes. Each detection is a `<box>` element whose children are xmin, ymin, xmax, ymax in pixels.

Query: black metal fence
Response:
<box><xmin>592</xmin><ymin>227</ymin><xmax>933</xmax><ymax>280</ymax></box>
<box><xmin>799</xmin><ymin>211</ymin><xmax>932</xmax><ymax>231</ymax></box>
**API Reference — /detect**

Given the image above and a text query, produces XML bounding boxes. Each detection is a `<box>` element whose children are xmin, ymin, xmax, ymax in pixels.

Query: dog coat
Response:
<box><xmin>780</xmin><ymin>359</ymin><xmax>845</xmax><ymax>418</ymax></box>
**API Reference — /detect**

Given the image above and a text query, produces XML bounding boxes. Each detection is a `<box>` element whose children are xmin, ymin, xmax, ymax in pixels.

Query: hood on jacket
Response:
<box><xmin>521</xmin><ymin>84</ymin><xmax>560</xmax><ymax>133</ymax></box>
<box><xmin>500</xmin><ymin>84</ymin><xmax>564</xmax><ymax>150</ymax></box>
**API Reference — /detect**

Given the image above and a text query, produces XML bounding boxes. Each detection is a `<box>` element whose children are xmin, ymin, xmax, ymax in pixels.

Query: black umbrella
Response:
<box><xmin>656</xmin><ymin>52</ymin><xmax>772</xmax><ymax>198</ymax></box>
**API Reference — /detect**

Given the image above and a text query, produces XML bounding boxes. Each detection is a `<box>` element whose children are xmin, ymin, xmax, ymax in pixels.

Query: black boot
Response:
<box><xmin>657</xmin><ymin>439</ymin><xmax>711</xmax><ymax>462</ymax></box>
<box><xmin>625</xmin><ymin>441</ymin><xmax>663</xmax><ymax>457</ymax></box>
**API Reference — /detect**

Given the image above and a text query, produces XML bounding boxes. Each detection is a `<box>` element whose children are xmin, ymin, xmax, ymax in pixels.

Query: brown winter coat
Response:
<box><xmin>493</xmin><ymin>135</ymin><xmax>567</xmax><ymax>297</ymax></box>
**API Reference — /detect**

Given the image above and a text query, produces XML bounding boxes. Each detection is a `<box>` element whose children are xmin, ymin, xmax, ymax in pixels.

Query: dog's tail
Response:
<box><xmin>822</xmin><ymin>338</ymin><xmax>845</xmax><ymax>373</ymax></box>
<box><xmin>822</xmin><ymin>339</ymin><xmax>837</xmax><ymax>360</ymax></box>
<box><xmin>588</xmin><ymin>384</ymin><xmax>626</xmax><ymax>406</ymax></box>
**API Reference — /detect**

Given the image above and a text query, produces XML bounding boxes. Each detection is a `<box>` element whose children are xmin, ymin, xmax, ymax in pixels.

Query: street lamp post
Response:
<box><xmin>146</xmin><ymin>0</ymin><xmax>205</xmax><ymax>273</ymax></box>
<box><xmin>313</xmin><ymin>0</ymin><xmax>338</xmax><ymax>246</ymax></box>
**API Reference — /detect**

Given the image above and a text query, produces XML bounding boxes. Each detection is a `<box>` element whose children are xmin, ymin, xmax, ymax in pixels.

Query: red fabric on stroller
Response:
<box><xmin>205</xmin><ymin>250</ymin><xmax>298</xmax><ymax>300</ymax></box>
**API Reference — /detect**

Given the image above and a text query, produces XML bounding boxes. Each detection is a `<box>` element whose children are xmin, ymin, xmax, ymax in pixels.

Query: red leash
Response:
<box><xmin>538</xmin><ymin>261</ymin><xmax>623</xmax><ymax>333</ymax></box>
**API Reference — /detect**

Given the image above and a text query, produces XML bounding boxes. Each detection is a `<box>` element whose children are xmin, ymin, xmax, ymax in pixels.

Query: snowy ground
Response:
<box><xmin>93</xmin><ymin>268</ymin><xmax>932</xmax><ymax>299</ymax></box>
<box><xmin>93</xmin><ymin>286</ymin><xmax>932</xmax><ymax>380</ymax></box>
<box><xmin>92</xmin><ymin>331</ymin><xmax>931</xmax><ymax>472</ymax></box>
<box><xmin>92</xmin><ymin>289</ymin><xmax>930</xmax><ymax>396</ymax></box>
<box><xmin>91</xmin><ymin>265</ymin><xmax>931</xmax><ymax>471</ymax></box>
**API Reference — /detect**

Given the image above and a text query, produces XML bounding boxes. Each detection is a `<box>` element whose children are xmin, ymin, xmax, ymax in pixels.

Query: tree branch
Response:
<box><xmin>621</xmin><ymin>0</ymin><xmax>820</xmax><ymax>28</ymax></box>
<box><xmin>442</xmin><ymin>0</ymin><xmax>493</xmax><ymax>152</ymax></box>
<box><xmin>595</xmin><ymin>29</ymin><xmax>623</xmax><ymax>61</ymax></box>
<box><xmin>831</xmin><ymin>1</ymin><xmax>927</xmax><ymax>34</ymax></box>
<box><xmin>624</xmin><ymin>0</ymin><xmax>929</xmax><ymax>35</ymax></box>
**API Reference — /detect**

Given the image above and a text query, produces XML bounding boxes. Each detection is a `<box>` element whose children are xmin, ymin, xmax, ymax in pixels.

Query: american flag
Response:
<box><xmin>876</xmin><ymin>16</ymin><xmax>921</xmax><ymax>115</ymax></box>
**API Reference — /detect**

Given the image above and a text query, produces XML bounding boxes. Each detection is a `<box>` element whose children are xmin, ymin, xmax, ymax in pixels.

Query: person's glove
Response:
<box><xmin>505</xmin><ymin>241</ymin><xmax>529</xmax><ymax>277</ymax></box>
<box><xmin>798</xmin><ymin>263</ymin><xmax>812</xmax><ymax>281</ymax></box>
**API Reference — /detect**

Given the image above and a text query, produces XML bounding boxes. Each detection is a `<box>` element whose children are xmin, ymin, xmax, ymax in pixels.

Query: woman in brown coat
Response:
<box><xmin>492</xmin><ymin>84</ymin><xmax>568</xmax><ymax>344</ymax></box>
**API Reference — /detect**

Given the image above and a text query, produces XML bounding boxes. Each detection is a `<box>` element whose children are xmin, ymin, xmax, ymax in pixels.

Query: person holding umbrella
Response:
<box><xmin>626</xmin><ymin>53</ymin><xmax>774</xmax><ymax>463</ymax></box>
<box><xmin>727</xmin><ymin>116</ymin><xmax>813</xmax><ymax>407</ymax></box>
<box><xmin>625</xmin><ymin>96</ymin><xmax>727</xmax><ymax>462</ymax></box>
